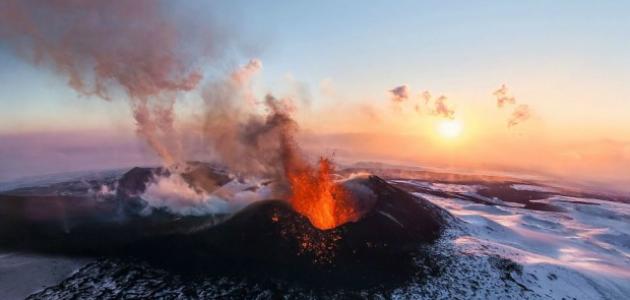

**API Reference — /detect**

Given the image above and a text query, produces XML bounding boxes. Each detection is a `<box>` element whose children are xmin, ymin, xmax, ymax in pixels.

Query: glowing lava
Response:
<box><xmin>287</xmin><ymin>158</ymin><xmax>360</xmax><ymax>230</ymax></box>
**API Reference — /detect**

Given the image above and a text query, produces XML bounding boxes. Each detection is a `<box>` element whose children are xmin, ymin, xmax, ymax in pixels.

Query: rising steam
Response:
<box><xmin>140</xmin><ymin>173</ymin><xmax>272</xmax><ymax>217</ymax></box>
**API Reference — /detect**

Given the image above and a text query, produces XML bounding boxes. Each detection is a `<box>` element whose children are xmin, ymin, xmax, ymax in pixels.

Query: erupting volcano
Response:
<box><xmin>0</xmin><ymin>0</ymin><xmax>451</xmax><ymax>294</ymax></box>
<box><xmin>5</xmin><ymin>1</ymin><xmax>629</xmax><ymax>299</ymax></box>
<box><xmin>287</xmin><ymin>158</ymin><xmax>362</xmax><ymax>230</ymax></box>
<box><xmin>0</xmin><ymin>160</ymin><xmax>452</xmax><ymax>289</ymax></box>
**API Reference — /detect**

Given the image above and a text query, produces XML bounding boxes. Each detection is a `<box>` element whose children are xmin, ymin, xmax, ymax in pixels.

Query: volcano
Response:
<box><xmin>0</xmin><ymin>164</ymin><xmax>451</xmax><ymax>287</ymax></box>
<box><xmin>129</xmin><ymin>174</ymin><xmax>451</xmax><ymax>286</ymax></box>
<box><xmin>5</xmin><ymin>165</ymin><xmax>628</xmax><ymax>299</ymax></box>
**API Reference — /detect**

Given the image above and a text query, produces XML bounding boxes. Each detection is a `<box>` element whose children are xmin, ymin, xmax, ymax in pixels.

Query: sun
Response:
<box><xmin>437</xmin><ymin>119</ymin><xmax>463</xmax><ymax>139</ymax></box>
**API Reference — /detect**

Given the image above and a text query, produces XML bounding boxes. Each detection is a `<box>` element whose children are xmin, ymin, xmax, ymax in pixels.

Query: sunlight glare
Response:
<box><xmin>437</xmin><ymin>119</ymin><xmax>462</xmax><ymax>139</ymax></box>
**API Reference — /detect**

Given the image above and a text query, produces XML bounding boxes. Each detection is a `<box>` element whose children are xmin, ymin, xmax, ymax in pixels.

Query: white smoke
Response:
<box><xmin>89</xmin><ymin>182</ymin><xmax>118</xmax><ymax>202</ymax></box>
<box><xmin>139</xmin><ymin>172</ymin><xmax>273</xmax><ymax>217</ymax></box>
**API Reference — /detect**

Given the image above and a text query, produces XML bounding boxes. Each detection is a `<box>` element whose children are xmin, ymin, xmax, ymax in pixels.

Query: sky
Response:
<box><xmin>0</xmin><ymin>1</ymin><xmax>629</xmax><ymax>192</ymax></box>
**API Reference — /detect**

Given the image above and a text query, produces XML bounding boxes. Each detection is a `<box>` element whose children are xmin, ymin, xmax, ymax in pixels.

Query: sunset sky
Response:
<box><xmin>1</xmin><ymin>1</ymin><xmax>629</xmax><ymax>191</ymax></box>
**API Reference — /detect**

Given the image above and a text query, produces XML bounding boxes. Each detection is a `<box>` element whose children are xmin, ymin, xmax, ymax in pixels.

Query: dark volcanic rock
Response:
<box><xmin>116</xmin><ymin>167</ymin><xmax>157</xmax><ymax>197</ymax></box>
<box><xmin>179</xmin><ymin>161</ymin><xmax>232</xmax><ymax>194</ymax></box>
<box><xmin>115</xmin><ymin>162</ymin><xmax>232</xmax><ymax>215</ymax></box>
<box><xmin>116</xmin><ymin>162</ymin><xmax>231</xmax><ymax>197</ymax></box>
<box><xmin>477</xmin><ymin>184</ymin><xmax>565</xmax><ymax>212</ymax></box>
<box><xmin>0</xmin><ymin>173</ymin><xmax>451</xmax><ymax>287</ymax></box>
<box><xmin>128</xmin><ymin>175</ymin><xmax>451</xmax><ymax>286</ymax></box>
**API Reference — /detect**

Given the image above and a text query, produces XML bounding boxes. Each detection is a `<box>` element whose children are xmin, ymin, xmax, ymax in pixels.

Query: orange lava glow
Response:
<box><xmin>287</xmin><ymin>157</ymin><xmax>360</xmax><ymax>230</ymax></box>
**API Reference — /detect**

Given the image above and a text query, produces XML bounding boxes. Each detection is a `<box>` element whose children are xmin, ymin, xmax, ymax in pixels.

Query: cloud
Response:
<box><xmin>432</xmin><ymin>96</ymin><xmax>455</xmax><ymax>119</ymax></box>
<box><xmin>508</xmin><ymin>105</ymin><xmax>531</xmax><ymax>127</ymax></box>
<box><xmin>493</xmin><ymin>84</ymin><xmax>531</xmax><ymax>127</ymax></box>
<box><xmin>493</xmin><ymin>84</ymin><xmax>516</xmax><ymax>108</ymax></box>
<box><xmin>388</xmin><ymin>85</ymin><xmax>455</xmax><ymax>119</ymax></box>
<box><xmin>389</xmin><ymin>85</ymin><xmax>410</xmax><ymax>102</ymax></box>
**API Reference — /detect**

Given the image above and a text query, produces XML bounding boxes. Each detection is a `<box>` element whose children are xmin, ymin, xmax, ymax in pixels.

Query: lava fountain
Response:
<box><xmin>286</xmin><ymin>157</ymin><xmax>361</xmax><ymax>230</ymax></box>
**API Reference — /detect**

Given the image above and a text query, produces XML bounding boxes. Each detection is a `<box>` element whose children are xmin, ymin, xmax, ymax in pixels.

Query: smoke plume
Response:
<box><xmin>0</xmin><ymin>0</ymin><xmax>219</xmax><ymax>166</ymax></box>
<box><xmin>201</xmin><ymin>60</ymin><xmax>306</xmax><ymax>186</ymax></box>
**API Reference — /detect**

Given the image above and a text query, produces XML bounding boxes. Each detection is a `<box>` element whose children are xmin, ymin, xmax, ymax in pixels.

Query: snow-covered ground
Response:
<box><xmin>407</xmin><ymin>181</ymin><xmax>630</xmax><ymax>300</ymax></box>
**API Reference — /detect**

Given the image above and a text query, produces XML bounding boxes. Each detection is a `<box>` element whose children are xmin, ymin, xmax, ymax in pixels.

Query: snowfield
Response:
<box><xmin>404</xmin><ymin>180</ymin><xmax>630</xmax><ymax>300</ymax></box>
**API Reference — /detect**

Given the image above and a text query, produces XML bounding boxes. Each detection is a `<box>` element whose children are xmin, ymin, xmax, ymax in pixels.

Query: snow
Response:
<box><xmin>511</xmin><ymin>184</ymin><xmax>559</xmax><ymax>193</ymax></box>
<box><xmin>411</xmin><ymin>185</ymin><xmax>630</xmax><ymax>299</ymax></box>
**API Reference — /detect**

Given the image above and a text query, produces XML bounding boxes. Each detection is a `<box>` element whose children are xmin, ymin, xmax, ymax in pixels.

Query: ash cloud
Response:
<box><xmin>0</xmin><ymin>0</ymin><xmax>222</xmax><ymax>166</ymax></box>
<box><xmin>130</xmin><ymin>61</ymin><xmax>307</xmax><ymax>217</ymax></box>
<box><xmin>200</xmin><ymin>60</ymin><xmax>305</xmax><ymax>186</ymax></box>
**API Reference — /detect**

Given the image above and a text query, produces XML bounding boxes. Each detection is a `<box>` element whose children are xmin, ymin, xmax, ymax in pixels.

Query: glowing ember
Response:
<box><xmin>287</xmin><ymin>157</ymin><xmax>360</xmax><ymax>230</ymax></box>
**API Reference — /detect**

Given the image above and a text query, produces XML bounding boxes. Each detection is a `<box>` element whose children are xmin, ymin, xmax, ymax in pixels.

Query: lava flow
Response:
<box><xmin>286</xmin><ymin>157</ymin><xmax>361</xmax><ymax>230</ymax></box>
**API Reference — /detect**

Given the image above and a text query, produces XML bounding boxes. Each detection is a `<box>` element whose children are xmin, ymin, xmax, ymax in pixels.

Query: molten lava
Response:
<box><xmin>287</xmin><ymin>158</ymin><xmax>360</xmax><ymax>230</ymax></box>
